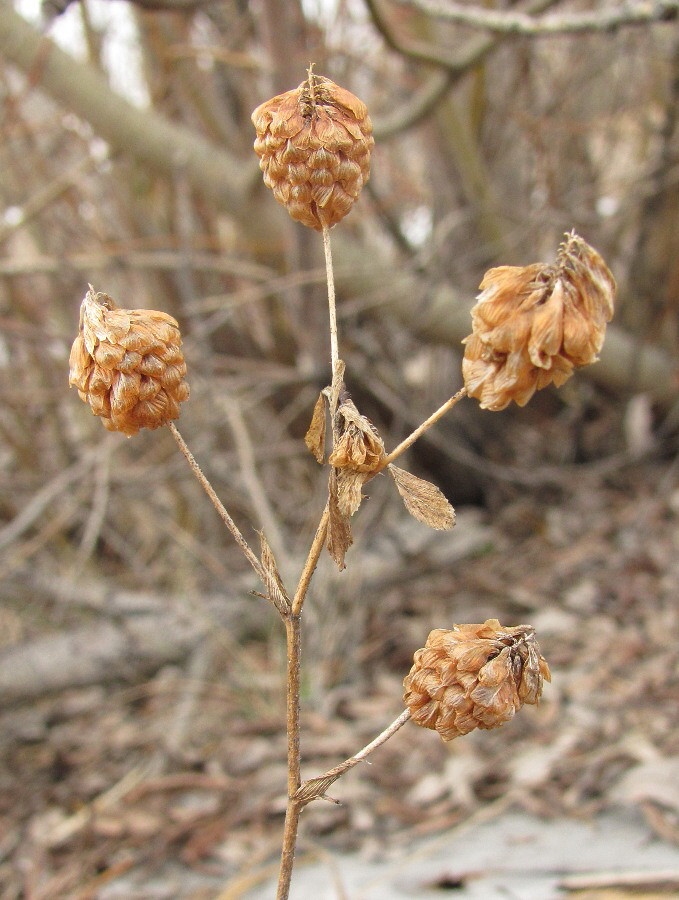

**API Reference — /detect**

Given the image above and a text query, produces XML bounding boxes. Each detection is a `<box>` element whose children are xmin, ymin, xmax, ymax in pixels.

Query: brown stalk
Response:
<box><xmin>293</xmin><ymin>709</ymin><xmax>411</xmax><ymax>804</ymax></box>
<box><xmin>168</xmin><ymin>422</ymin><xmax>266</xmax><ymax>584</ymax></box>
<box><xmin>381</xmin><ymin>386</ymin><xmax>467</xmax><ymax>467</ymax></box>
<box><xmin>322</xmin><ymin>224</ymin><xmax>340</xmax><ymax>387</ymax></box>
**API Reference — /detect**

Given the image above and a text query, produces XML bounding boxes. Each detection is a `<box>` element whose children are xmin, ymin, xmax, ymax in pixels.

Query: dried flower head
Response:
<box><xmin>462</xmin><ymin>232</ymin><xmax>616</xmax><ymax>410</ymax></box>
<box><xmin>403</xmin><ymin>619</ymin><xmax>550</xmax><ymax>742</ymax></box>
<box><xmin>328</xmin><ymin>396</ymin><xmax>386</xmax><ymax>517</ymax></box>
<box><xmin>252</xmin><ymin>69</ymin><xmax>373</xmax><ymax>230</ymax></box>
<box><xmin>69</xmin><ymin>286</ymin><xmax>189</xmax><ymax>436</ymax></box>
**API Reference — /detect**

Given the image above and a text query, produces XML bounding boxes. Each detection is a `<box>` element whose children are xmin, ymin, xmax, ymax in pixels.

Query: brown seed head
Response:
<box><xmin>462</xmin><ymin>232</ymin><xmax>616</xmax><ymax>410</ymax></box>
<box><xmin>403</xmin><ymin>619</ymin><xmax>550</xmax><ymax>742</ymax></box>
<box><xmin>252</xmin><ymin>70</ymin><xmax>374</xmax><ymax>230</ymax></box>
<box><xmin>68</xmin><ymin>286</ymin><xmax>189</xmax><ymax>436</ymax></box>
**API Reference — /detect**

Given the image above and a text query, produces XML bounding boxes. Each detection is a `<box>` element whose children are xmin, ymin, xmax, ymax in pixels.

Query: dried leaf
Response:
<box><xmin>259</xmin><ymin>532</ymin><xmax>290</xmax><ymax>614</ymax></box>
<box><xmin>327</xmin><ymin>473</ymin><xmax>353</xmax><ymax>569</ymax></box>
<box><xmin>329</xmin><ymin>359</ymin><xmax>346</xmax><ymax>419</ymax></box>
<box><xmin>305</xmin><ymin>392</ymin><xmax>327</xmax><ymax>464</ymax></box>
<box><xmin>389</xmin><ymin>465</ymin><xmax>455</xmax><ymax>531</ymax></box>
<box><xmin>335</xmin><ymin>468</ymin><xmax>367</xmax><ymax>517</ymax></box>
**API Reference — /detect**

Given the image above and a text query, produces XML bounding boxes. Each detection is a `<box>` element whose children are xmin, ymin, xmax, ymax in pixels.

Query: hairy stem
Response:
<box><xmin>277</xmin><ymin>613</ymin><xmax>303</xmax><ymax>900</ymax></box>
<box><xmin>277</xmin><ymin>224</ymin><xmax>340</xmax><ymax>898</ymax></box>
<box><xmin>382</xmin><ymin>386</ymin><xmax>467</xmax><ymax>467</ymax></box>
<box><xmin>168</xmin><ymin>422</ymin><xmax>265</xmax><ymax>583</ymax></box>
<box><xmin>277</xmin><ymin>796</ymin><xmax>302</xmax><ymax>900</ymax></box>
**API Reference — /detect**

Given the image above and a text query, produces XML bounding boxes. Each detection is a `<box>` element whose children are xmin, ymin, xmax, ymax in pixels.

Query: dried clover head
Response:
<box><xmin>69</xmin><ymin>286</ymin><xmax>189</xmax><ymax>436</ymax></box>
<box><xmin>404</xmin><ymin>619</ymin><xmax>550</xmax><ymax>741</ymax></box>
<box><xmin>463</xmin><ymin>233</ymin><xmax>616</xmax><ymax>410</ymax></box>
<box><xmin>252</xmin><ymin>70</ymin><xmax>373</xmax><ymax>230</ymax></box>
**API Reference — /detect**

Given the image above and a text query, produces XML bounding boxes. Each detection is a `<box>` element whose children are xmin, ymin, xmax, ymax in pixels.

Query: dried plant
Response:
<box><xmin>252</xmin><ymin>68</ymin><xmax>374</xmax><ymax>230</ymax></box>
<box><xmin>68</xmin><ymin>68</ymin><xmax>616</xmax><ymax>899</ymax></box>
<box><xmin>462</xmin><ymin>233</ymin><xmax>616</xmax><ymax>410</ymax></box>
<box><xmin>403</xmin><ymin>620</ymin><xmax>551</xmax><ymax>741</ymax></box>
<box><xmin>69</xmin><ymin>286</ymin><xmax>189</xmax><ymax>436</ymax></box>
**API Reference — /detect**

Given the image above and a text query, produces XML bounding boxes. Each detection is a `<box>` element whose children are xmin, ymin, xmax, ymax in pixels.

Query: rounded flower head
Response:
<box><xmin>404</xmin><ymin>619</ymin><xmax>550</xmax><ymax>742</ymax></box>
<box><xmin>69</xmin><ymin>286</ymin><xmax>189</xmax><ymax>436</ymax></box>
<box><xmin>252</xmin><ymin>70</ymin><xmax>373</xmax><ymax>230</ymax></box>
<box><xmin>462</xmin><ymin>232</ymin><xmax>616</xmax><ymax>410</ymax></box>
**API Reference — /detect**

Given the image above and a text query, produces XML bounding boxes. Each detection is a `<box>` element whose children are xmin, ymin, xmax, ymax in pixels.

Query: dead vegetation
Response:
<box><xmin>1</xmin><ymin>0</ymin><xmax>679</xmax><ymax>896</ymax></box>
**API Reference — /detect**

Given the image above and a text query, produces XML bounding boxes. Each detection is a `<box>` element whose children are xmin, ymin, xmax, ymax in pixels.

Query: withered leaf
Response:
<box><xmin>305</xmin><ymin>392</ymin><xmax>327</xmax><ymax>464</ymax></box>
<box><xmin>388</xmin><ymin>465</ymin><xmax>456</xmax><ymax>531</ymax></box>
<box><xmin>329</xmin><ymin>359</ymin><xmax>346</xmax><ymax>418</ymax></box>
<box><xmin>327</xmin><ymin>473</ymin><xmax>353</xmax><ymax>569</ymax></box>
<box><xmin>259</xmin><ymin>531</ymin><xmax>290</xmax><ymax>614</ymax></box>
<box><xmin>335</xmin><ymin>468</ymin><xmax>367</xmax><ymax>517</ymax></box>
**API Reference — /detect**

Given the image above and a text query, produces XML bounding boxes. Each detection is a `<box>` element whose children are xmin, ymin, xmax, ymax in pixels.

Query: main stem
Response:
<box><xmin>277</xmin><ymin>612</ymin><xmax>303</xmax><ymax>900</ymax></box>
<box><xmin>277</xmin><ymin>225</ymin><xmax>339</xmax><ymax>899</ymax></box>
<box><xmin>382</xmin><ymin>386</ymin><xmax>468</xmax><ymax>467</ymax></box>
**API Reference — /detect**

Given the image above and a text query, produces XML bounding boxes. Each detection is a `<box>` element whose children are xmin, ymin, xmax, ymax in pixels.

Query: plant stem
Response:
<box><xmin>277</xmin><ymin>225</ymin><xmax>338</xmax><ymax>899</ymax></box>
<box><xmin>382</xmin><ymin>386</ymin><xmax>467</xmax><ymax>467</ymax></box>
<box><xmin>275</xmin><ymin>500</ymin><xmax>330</xmax><ymax>898</ymax></box>
<box><xmin>294</xmin><ymin>709</ymin><xmax>411</xmax><ymax>804</ymax></box>
<box><xmin>277</xmin><ymin>613</ymin><xmax>303</xmax><ymax>900</ymax></box>
<box><xmin>322</xmin><ymin>224</ymin><xmax>339</xmax><ymax>380</ymax></box>
<box><xmin>168</xmin><ymin>422</ymin><xmax>265</xmax><ymax>583</ymax></box>
<box><xmin>291</xmin><ymin>504</ymin><xmax>329</xmax><ymax>617</ymax></box>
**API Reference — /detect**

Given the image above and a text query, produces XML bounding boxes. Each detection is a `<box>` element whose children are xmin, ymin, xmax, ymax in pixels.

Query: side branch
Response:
<box><xmin>293</xmin><ymin>709</ymin><xmax>411</xmax><ymax>805</ymax></box>
<box><xmin>382</xmin><ymin>387</ymin><xmax>467</xmax><ymax>467</ymax></box>
<box><xmin>396</xmin><ymin>0</ymin><xmax>679</xmax><ymax>34</ymax></box>
<box><xmin>168</xmin><ymin>423</ymin><xmax>266</xmax><ymax>584</ymax></box>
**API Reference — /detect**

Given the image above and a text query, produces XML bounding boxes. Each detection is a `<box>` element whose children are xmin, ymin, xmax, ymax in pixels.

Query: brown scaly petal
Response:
<box><xmin>69</xmin><ymin>286</ymin><xmax>189</xmax><ymax>436</ymax></box>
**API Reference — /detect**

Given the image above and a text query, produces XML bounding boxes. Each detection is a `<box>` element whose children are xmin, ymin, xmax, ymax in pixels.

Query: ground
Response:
<box><xmin>1</xmin><ymin>458</ymin><xmax>679</xmax><ymax>898</ymax></box>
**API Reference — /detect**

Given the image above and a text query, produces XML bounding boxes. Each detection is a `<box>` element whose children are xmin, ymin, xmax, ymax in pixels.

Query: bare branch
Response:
<box><xmin>0</xmin><ymin>4</ymin><xmax>256</xmax><ymax>218</ymax></box>
<box><xmin>365</xmin><ymin>0</ymin><xmax>559</xmax><ymax>72</ymax></box>
<box><xmin>395</xmin><ymin>0</ymin><xmax>679</xmax><ymax>35</ymax></box>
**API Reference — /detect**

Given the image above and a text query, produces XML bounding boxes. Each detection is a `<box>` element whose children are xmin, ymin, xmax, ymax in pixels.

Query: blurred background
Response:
<box><xmin>1</xmin><ymin>0</ymin><xmax>679</xmax><ymax>896</ymax></box>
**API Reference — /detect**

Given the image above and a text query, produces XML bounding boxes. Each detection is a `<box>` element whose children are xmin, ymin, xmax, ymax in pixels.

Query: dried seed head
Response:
<box><xmin>403</xmin><ymin>619</ymin><xmax>550</xmax><ymax>742</ymax></box>
<box><xmin>252</xmin><ymin>70</ymin><xmax>374</xmax><ymax>230</ymax></box>
<box><xmin>69</xmin><ymin>286</ymin><xmax>189</xmax><ymax>436</ymax></box>
<box><xmin>462</xmin><ymin>232</ymin><xmax>616</xmax><ymax>410</ymax></box>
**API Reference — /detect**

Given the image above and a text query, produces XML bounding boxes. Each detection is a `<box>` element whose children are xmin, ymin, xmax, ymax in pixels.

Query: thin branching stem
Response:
<box><xmin>276</xmin><ymin>224</ymin><xmax>340</xmax><ymax>899</ymax></box>
<box><xmin>322</xmin><ymin>224</ymin><xmax>339</xmax><ymax>381</ymax></box>
<box><xmin>294</xmin><ymin>709</ymin><xmax>411</xmax><ymax>804</ymax></box>
<box><xmin>382</xmin><ymin>386</ymin><xmax>467</xmax><ymax>467</ymax></box>
<box><xmin>168</xmin><ymin>422</ymin><xmax>265</xmax><ymax>583</ymax></box>
<box><xmin>292</xmin><ymin>503</ymin><xmax>329</xmax><ymax>617</ymax></box>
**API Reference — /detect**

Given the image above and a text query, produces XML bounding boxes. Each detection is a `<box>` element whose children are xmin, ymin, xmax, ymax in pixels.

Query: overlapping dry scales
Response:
<box><xmin>252</xmin><ymin>72</ymin><xmax>373</xmax><ymax>230</ymax></box>
<box><xmin>403</xmin><ymin>619</ymin><xmax>550</xmax><ymax>742</ymax></box>
<box><xmin>462</xmin><ymin>233</ymin><xmax>616</xmax><ymax>410</ymax></box>
<box><xmin>328</xmin><ymin>398</ymin><xmax>386</xmax><ymax>517</ymax></box>
<box><xmin>69</xmin><ymin>286</ymin><xmax>189</xmax><ymax>436</ymax></box>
